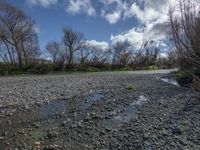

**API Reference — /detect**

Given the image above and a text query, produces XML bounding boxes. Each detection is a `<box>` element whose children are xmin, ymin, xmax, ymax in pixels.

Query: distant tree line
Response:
<box><xmin>0</xmin><ymin>2</ymin><xmax>175</xmax><ymax>75</ymax></box>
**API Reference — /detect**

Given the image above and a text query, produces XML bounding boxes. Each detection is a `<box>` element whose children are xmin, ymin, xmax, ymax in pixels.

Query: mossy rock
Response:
<box><xmin>175</xmin><ymin>71</ymin><xmax>193</xmax><ymax>86</ymax></box>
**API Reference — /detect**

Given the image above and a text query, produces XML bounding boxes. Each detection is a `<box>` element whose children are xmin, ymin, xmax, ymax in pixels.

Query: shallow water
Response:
<box><xmin>105</xmin><ymin>95</ymin><xmax>148</xmax><ymax>128</ymax></box>
<box><xmin>159</xmin><ymin>77</ymin><xmax>179</xmax><ymax>86</ymax></box>
<box><xmin>39</xmin><ymin>100</ymin><xmax>68</xmax><ymax>120</ymax></box>
<box><xmin>81</xmin><ymin>90</ymin><xmax>104</xmax><ymax>109</ymax></box>
<box><xmin>0</xmin><ymin>91</ymin><xmax>150</xmax><ymax>149</ymax></box>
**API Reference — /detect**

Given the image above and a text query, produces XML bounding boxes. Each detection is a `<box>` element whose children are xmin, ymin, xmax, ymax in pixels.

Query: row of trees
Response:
<box><xmin>46</xmin><ymin>27</ymin><xmax>165</xmax><ymax>70</ymax></box>
<box><xmin>0</xmin><ymin>2</ymin><xmax>174</xmax><ymax>73</ymax></box>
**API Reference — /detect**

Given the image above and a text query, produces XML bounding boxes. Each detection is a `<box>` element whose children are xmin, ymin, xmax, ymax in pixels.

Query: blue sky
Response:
<box><xmin>8</xmin><ymin>0</ymin><xmax>173</xmax><ymax>53</ymax></box>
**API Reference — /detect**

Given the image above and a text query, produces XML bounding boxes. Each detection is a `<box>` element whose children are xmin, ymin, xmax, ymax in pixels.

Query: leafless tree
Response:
<box><xmin>89</xmin><ymin>46</ymin><xmax>111</xmax><ymax>64</ymax></box>
<box><xmin>76</xmin><ymin>42</ymin><xmax>91</xmax><ymax>64</ymax></box>
<box><xmin>169</xmin><ymin>0</ymin><xmax>200</xmax><ymax>72</ymax></box>
<box><xmin>0</xmin><ymin>2</ymin><xmax>40</xmax><ymax>68</ymax></box>
<box><xmin>63</xmin><ymin>27</ymin><xmax>84</xmax><ymax>65</ymax></box>
<box><xmin>112</xmin><ymin>41</ymin><xmax>132</xmax><ymax>65</ymax></box>
<box><xmin>46</xmin><ymin>41</ymin><xmax>65</xmax><ymax>65</ymax></box>
<box><xmin>131</xmin><ymin>40</ymin><xmax>160</xmax><ymax>67</ymax></box>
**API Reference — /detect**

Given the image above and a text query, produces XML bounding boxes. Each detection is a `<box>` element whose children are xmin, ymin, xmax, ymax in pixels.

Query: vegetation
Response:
<box><xmin>127</xmin><ymin>84</ymin><xmax>137</xmax><ymax>90</ymax></box>
<box><xmin>169</xmin><ymin>0</ymin><xmax>200</xmax><ymax>90</ymax></box>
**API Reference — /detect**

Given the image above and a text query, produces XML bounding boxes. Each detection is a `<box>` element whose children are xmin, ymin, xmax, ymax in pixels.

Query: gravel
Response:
<box><xmin>0</xmin><ymin>70</ymin><xmax>199</xmax><ymax>150</ymax></box>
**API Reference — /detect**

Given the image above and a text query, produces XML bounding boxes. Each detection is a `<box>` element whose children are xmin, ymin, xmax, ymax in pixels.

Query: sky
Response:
<box><xmin>6</xmin><ymin>0</ymin><xmax>176</xmax><ymax>54</ymax></box>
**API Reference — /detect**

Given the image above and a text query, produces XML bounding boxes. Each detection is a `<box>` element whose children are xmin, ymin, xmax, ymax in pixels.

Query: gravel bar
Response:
<box><xmin>0</xmin><ymin>70</ymin><xmax>199</xmax><ymax>150</ymax></box>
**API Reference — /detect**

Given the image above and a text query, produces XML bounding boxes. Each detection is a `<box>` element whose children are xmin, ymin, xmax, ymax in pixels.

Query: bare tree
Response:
<box><xmin>89</xmin><ymin>46</ymin><xmax>111</xmax><ymax>65</ymax></box>
<box><xmin>0</xmin><ymin>2</ymin><xmax>40</xmax><ymax>68</ymax></box>
<box><xmin>131</xmin><ymin>40</ymin><xmax>160</xmax><ymax>67</ymax></box>
<box><xmin>112</xmin><ymin>41</ymin><xmax>132</xmax><ymax>65</ymax></box>
<box><xmin>76</xmin><ymin>42</ymin><xmax>91</xmax><ymax>64</ymax></box>
<box><xmin>46</xmin><ymin>41</ymin><xmax>65</xmax><ymax>65</ymax></box>
<box><xmin>169</xmin><ymin>0</ymin><xmax>200</xmax><ymax>72</ymax></box>
<box><xmin>63</xmin><ymin>27</ymin><xmax>84</xmax><ymax>65</ymax></box>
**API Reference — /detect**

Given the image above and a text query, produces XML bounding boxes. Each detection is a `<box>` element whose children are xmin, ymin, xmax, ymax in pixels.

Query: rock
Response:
<box><xmin>2</xmin><ymin>132</ymin><xmax>8</xmax><ymax>136</ymax></box>
<box><xmin>99</xmin><ymin>131</ymin><xmax>106</xmax><ymax>136</ymax></box>
<box><xmin>178</xmin><ymin>139</ymin><xmax>187</xmax><ymax>146</ymax></box>
<box><xmin>7</xmin><ymin>120</ymin><xmax>12</xmax><ymax>125</ymax></box>
<box><xmin>44</xmin><ymin>144</ymin><xmax>61</xmax><ymax>150</ymax></box>
<box><xmin>171</xmin><ymin>127</ymin><xmax>182</xmax><ymax>135</ymax></box>
<box><xmin>162</xmin><ymin>130</ymin><xmax>168</xmax><ymax>137</ymax></box>
<box><xmin>143</xmin><ymin>133</ymin><xmax>149</xmax><ymax>140</ymax></box>
<box><xmin>105</xmin><ymin>128</ymin><xmax>112</xmax><ymax>132</ymax></box>
<box><xmin>60</xmin><ymin>121</ymin><xmax>67</xmax><ymax>127</ymax></box>
<box><xmin>78</xmin><ymin>120</ymin><xmax>83</xmax><ymax>128</ymax></box>
<box><xmin>32</xmin><ymin>122</ymin><xmax>40</xmax><ymax>128</ymax></box>
<box><xmin>0</xmin><ymin>136</ymin><xmax>4</xmax><ymax>140</ymax></box>
<box><xmin>34</xmin><ymin>141</ymin><xmax>41</xmax><ymax>149</ymax></box>
<box><xmin>47</xmin><ymin>131</ymin><xmax>58</xmax><ymax>139</ymax></box>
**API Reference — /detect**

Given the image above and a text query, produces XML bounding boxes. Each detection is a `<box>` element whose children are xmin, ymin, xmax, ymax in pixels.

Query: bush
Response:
<box><xmin>73</xmin><ymin>64</ymin><xmax>101</xmax><ymax>72</ymax></box>
<box><xmin>52</xmin><ymin>63</ymin><xmax>64</xmax><ymax>71</ymax></box>
<box><xmin>147</xmin><ymin>65</ymin><xmax>159</xmax><ymax>70</ymax></box>
<box><xmin>0</xmin><ymin>64</ymin><xmax>23</xmax><ymax>76</ymax></box>
<box><xmin>26</xmin><ymin>64</ymin><xmax>54</xmax><ymax>74</ymax></box>
<box><xmin>126</xmin><ymin>83</ymin><xmax>137</xmax><ymax>90</ymax></box>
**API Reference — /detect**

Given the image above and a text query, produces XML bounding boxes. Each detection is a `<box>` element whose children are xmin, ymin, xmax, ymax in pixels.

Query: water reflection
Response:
<box><xmin>160</xmin><ymin>77</ymin><xmax>179</xmax><ymax>86</ymax></box>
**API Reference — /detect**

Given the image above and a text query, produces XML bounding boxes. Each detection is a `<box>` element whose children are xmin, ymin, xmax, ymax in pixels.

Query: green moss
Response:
<box><xmin>175</xmin><ymin>71</ymin><xmax>191</xmax><ymax>79</ymax></box>
<box><xmin>127</xmin><ymin>84</ymin><xmax>137</xmax><ymax>90</ymax></box>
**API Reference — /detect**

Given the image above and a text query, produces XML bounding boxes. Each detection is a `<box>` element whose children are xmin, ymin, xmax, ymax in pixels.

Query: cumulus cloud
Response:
<box><xmin>110</xmin><ymin>0</ymin><xmax>175</xmax><ymax>51</ymax></box>
<box><xmin>110</xmin><ymin>20</ymin><xmax>170</xmax><ymax>49</ymax></box>
<box><xmin>100</xmin><ymin>0</ymin><xmax>127</xmax><ymax>24</ymax></box>
<box><xmin>104</xmin><ymin>11</ymin><xmax>121</xmax><ymax>24</ymax></box>
<box><xmin>66</xmin><ymin>0</ymin><xmax>96</xmax><ymax>16</ymax></box>
<box><xmin>123</xmin><ymin>0</ymin><xmax>170</xmax><ymax>24</ymax></box>
<box><xmin>27</xmin><ymin>0</ymin><xmax>58</xmax><ymax>7</ymax></box>
<box><xmin>86</xmin><ymin>40</ymin><xmax>109</xmax><ymax>51</ymax></box>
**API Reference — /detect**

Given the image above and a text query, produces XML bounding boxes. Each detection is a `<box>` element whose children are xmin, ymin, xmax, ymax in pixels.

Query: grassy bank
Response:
<box><xmin>0</xmin><ymin>63</ymin><xmax>162</xmax><ymax>76</ymax></box>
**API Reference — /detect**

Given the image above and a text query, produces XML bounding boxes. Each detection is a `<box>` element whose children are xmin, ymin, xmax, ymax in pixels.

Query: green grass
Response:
<box><xmin>147</xmin><ymin>65</ymin><xmax>159</xmax><ymax>70</ymax></box>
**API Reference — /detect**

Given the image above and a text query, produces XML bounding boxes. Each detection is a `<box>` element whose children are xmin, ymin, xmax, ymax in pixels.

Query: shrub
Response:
<box><xmin>0</xmin><ymin>64</ymin><xmax>23</xmax><ymax>76</ymax></box>
<box><xmin>26</xmin><ymin>64</ymin><xmax>54</xmax><ymax>74</ymax></box>
<box><xmin>147</xmin><ymin>65</ymin><xmax>159</xmax><ymax>70</ymax></box>
<box><xmin>127</xmin><ymin>83</ymin><xmax>137</xmax><ymax>90</ymax></box>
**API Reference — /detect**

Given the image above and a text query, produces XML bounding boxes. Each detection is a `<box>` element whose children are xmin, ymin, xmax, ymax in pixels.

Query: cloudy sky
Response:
<box><xmin>8</xmin><ymin>0</ymin><xmax>174</xmax><ymax>52</ymax></box>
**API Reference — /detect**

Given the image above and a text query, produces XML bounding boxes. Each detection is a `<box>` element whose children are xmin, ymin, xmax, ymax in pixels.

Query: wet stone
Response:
<box><xmin>171</xmin><ymin>127</ymin><xmax>182</xmax><ymax>135</ymax></box>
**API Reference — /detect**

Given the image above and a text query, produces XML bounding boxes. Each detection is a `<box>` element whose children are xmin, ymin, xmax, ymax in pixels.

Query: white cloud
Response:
<box><xmin>100</xmin><ymin>0</ymin><xmax>126</xmax><ymax>24</ymax></box>
<box><xmin>110</xmin><ymin>0</ymin><xmax>175</xmax><ymax>50</ymax></box>
<box><xmin>123</xmin><ymin>0</ymin><xmax>169</xmax><ymax>24</ymax></box>
<box><xmin>66</xmin><ymin>0</ymin><xmax>96</xmax><ymax>16</ymax></box>
<box><xmin>110</xmin><ymin>20</ymin><xmax>169</xmax><ymax>49</ymax></box>
<box><xmin>104</xmin><ymin>11</ymin><xmax>121</xmax><ymax>24</ymax></box>
<box><xmin>110</xmin><ymin>27</ymin><xmax>144</xmax><ymax>49</ymax></box>
<box><xmin>86</xmin><ymin>40</ymin><xmax>109</xmax><ymax>51</ymax></box>
<box><xmin>27</xmin><ymin>0</ymin><xmax>58</xmax><ymax>7</ymax></box>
